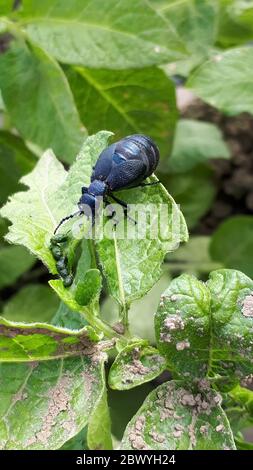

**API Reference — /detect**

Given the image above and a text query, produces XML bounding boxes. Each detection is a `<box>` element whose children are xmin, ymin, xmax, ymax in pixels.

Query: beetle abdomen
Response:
<box><xmin>115</xmin><ymin>134</ymin><xmax>159</xmax><ymax>177</ymax></box>
<box><xmin>91</xmin><ymin>134</ymin><xmax>160</xmax><ymax>191</ymax></box>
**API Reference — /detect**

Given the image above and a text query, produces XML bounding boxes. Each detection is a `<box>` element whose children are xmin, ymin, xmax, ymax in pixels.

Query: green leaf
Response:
<box><xmin>155</xmin><ymin>269</ymin><xmax>253</xmax><ymax>381</ymax></box>
<box><xmin>0</xmin><ymin>0</ymin><xmax>13</xmax><ymax>15</ymax></box>
<box><xmin>151</xmin><ymin>0</ymin><xmax>219</xmax><ymax>75</ymax></box>
<box><xmin>0</xmin><ymin>131</ymin><xmax>37</xmax><ymax>205</ymax></box>
<box><xmin>0</xmin><ymin>316</ymin><xmax>102</xmax><ymax>362</ymax></box>
<box><xmin>235</xmin><ymin>437</ymin><xmax>253</xmax><ymax>450</ymax></box>
<box><xmin>0</xmin><ymin>245</ymin><xmax>35</xmax><ymax>289</ymax></box>
<box><xmin>87</xmin><ymin>366</ymin><xmax>112</xmax><ymax>450</ymax></box>
<box><xmin>75</xmin><ymin>269</ymin><xmax>102</xmax><ymax>307</ymax></box>
<box><xmin>121</xmin><ymin>380</ymin><xmax>235</xmax><ymax>450</ymax></box>
<box><xmin>167</xmin><ymin>236</ymin><xmax>223</xmax><ymax>274</ymax></box>
<box><xmin>52</xmin><ymin>302</ymin><xmax>87</xmax><ymax>330</ymax></box>
<box><xmin>51</xmin><ymin>263</ymin><xmax>112</xmax><ymax>450</ymax></box>
<box><xmin>65</xmin><ymin>65</ymin><xmax>177</xmax><ymax>157</ymax></box>
<box><xmin>155</xmin><ymin>274</ymin><xmax>211</xmax><ymax>378</ymax></box>
<box><xmin>18</xmin><ymin>0</ymin><xmax>186</xmax><ymax>69</ymax></box>
<box><xmin>167</xmin><ymin>166</ymin><xmax>216</xmax><ymax>229</ymax></box>
<box><xmin>60</xmin><ymin>427</ymin><xmax>87</xmax><ymax>450</ymax></box>
<box><xmin>109</xmin><ymin>382</ymin><xmax>153</xmax><ymax>441</ymax></box>
<box><xmin>0</xmin><ymin>355</ymin><xmax>107</xmax><ymax>449</ymax></box>
<box><xmin>0</xmin><ymin>38</ymin><xmax>86</xmax><ymax>164</ymax></box>
<box><xmin>109</xmin><ymin>342</ymin><xmax>166</xmax><ymax>390</ymax></box>
<box><xmin>210</xmin><ymin>216</ymin><xmax>253</xmax><ymax>278</ymax></box>
<box><xmin>0</xmin><ymin>132</ymin><xmax>112</xmax><ymax>273</ymax></box>
<box><xmin>218</xmin><ymin>0</ymin><xmax>253</xmax><ymax>47</ymax></box>
<box><xmin>187</xmin><ymin>47</ymin><xmax>253</xmax><ymax>116</ymax></box>
<box><xmin>207</xmin><ymin>269</ymin><xmax>253</xmax><ymax>378</ymax></box>
<box><xmin>168</xmin><ymin>119</ymin><xmax>230</xmax><ymax>174</ymax></box>
<box><xmin>229</xmin><ymin>385</ymin><xmax>253</xmax><ymax>416</ymax></box>
<box><xmin>97</xmin><ymin>179</ymin><xmax>188</xmax><ymax>304</ymax></box>
<box><xmin>0</xmin><ymin>217</ymin><xmax>8</xmax><ymax>242</ymax></box>
<box><xmin>2</xmin><ymin>284</ymin><xmax>59</xmax><ymax>323</ymax></box>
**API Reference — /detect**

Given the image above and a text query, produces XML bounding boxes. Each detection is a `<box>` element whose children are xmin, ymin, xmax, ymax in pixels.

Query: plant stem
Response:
<box><xmin>85</xmin><ymin>237</ymin><xmax>130</xmax><ymax>342</ymax></box>
<box><xmin>112</xmin><ymin>230</ymin><xmax>130</xmax><ymax>335</ymax></box>
<box><xmin>83</xmin><ymin>306</ymin><xmax>128</xmax><ymax>344</ymax></box>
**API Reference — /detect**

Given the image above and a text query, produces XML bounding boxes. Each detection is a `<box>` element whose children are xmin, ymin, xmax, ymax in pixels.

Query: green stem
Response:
<box><xmin>85</xmin><ymin>237</ymin><xmax>130</xmax><ymax>342</ymax></box>
<box><xmin>88</xmin><ymin>238</ymin><xmax>97</xmax><ymax>268</ymax></box>
<box><xmin>83</xmin><ymin>306</ymin><xmax>128</xmax><ymax>344</ymax></box>
<box><xmin>113</xmin><ymin>231</ymin><xmax>130</xmax><ymax>335</ymax></box>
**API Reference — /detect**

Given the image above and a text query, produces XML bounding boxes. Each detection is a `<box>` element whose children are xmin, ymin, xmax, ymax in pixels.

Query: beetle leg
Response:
<box><xmin>139</xmin><ymin>181</ymin><xmax>161</xmax><ymax>187</ymax></box>
<box><xmin>105</xmin><ymin>195</ymin><xmax>136</xmax><ymax>225</ymax></box>
<box><xmin>108</xmin><ymin>193</ymin><xmax>128</xmax><ymax>208</ymax></box>
<box><xmin>130</xmin><ymin>181</ymin><xmax>161</xmax><ymax>189</ymax></box>
<box><xmin>81</xmin><ymin>186</ymin><xmax>89</xmax><ymax>194</ymax></box>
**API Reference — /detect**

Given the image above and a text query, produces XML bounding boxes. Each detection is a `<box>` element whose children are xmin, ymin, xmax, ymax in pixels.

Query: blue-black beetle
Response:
<box><xmin>54</xmin><ymin>134</ymin><xmax>160</xmax><ymax>234</ymax></box>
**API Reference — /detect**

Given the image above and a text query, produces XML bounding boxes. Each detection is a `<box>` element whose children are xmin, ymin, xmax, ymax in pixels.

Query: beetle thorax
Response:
<box><xmin>88</xmin><ymin>179</ymin><xmax>107</xmax><ymax>196</ymax></box>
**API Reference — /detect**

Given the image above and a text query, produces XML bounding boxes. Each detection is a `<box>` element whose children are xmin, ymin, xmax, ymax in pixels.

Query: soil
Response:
<box><xmin>182</xmin><ymin>99</ymin><xmax>253</xmax><ymax>235</ymax></box>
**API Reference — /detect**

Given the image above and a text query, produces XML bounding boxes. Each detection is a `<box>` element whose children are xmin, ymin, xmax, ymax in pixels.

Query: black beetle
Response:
<box><xmin>54</xmin><ymin>134</ymin><xmax>160</xmax><ymax>234</ymax></box>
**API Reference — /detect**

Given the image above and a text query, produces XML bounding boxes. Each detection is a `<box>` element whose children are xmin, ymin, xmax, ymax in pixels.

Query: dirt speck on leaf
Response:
<box><xmin>34</xmin><ymin>375</ymin><xmax>76</xmax><ymax>446</ymax></box>
<box><xmin>176</xmin><ymin>340</ymin><xmax>190</xmax><ymax>351</ymax></box>
<box><xmin>200</xmin><ymin>425</ymin><xmax>209</xmax><ymax>435</ymax></box>
<box><xmin>149</xmin><ymin>430</ymin><xmax>165</xmax><ymax>443</ymax></box>
<box><xmin>216</xmin><ymin>424</ymin><xmax>224</xmax><ymax>433</ymax></box>
<box><xmin>164</xmin><ymin>315</ymin><xmax>185</xmax><ymax>331</ymax></box>
<box><xmin>242</xmin><ymin>294</ymin><xmax>253</xmax><ymax>317</ymax></box>
<box><xmin>128</xmin><ymin>415</ymin><xmax>149</xmax><ymax>450</ymax></box>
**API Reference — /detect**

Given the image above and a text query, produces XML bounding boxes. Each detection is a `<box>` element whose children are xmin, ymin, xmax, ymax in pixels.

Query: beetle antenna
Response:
<box><xmin>54</xmin><ymin>211</ymin><xmax>82</xmax><ymax>234</ymax></box>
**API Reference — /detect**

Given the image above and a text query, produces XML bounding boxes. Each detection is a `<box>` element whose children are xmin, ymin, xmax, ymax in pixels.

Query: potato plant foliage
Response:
<box><xmin>0</xmin><ymin>0</ymin><xmax>253</xmax><ymax>451</ymax></box>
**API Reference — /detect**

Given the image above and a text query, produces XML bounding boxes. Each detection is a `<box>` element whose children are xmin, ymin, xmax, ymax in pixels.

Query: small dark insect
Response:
<box><xmin>50</xmin><ymin>234</ymin><xmax>73</xmax><ymax>287</ymax></box>
<box><xmin>54</xmin><ymin>134</ymin><xmax>160</xmax><ymax>234</ymax></box>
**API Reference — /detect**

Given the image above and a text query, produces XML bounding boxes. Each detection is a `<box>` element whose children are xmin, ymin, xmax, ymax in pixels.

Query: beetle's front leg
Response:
<box><xmin>107</xmin><ymin>194</ymin><xmax>136</xmax><ymax>225</ymax></box>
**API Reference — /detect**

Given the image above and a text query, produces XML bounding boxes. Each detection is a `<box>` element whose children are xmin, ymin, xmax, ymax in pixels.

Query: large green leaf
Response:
<box><xmin>229</xmin><ymin>385</ymin><xmax>253</xmax><ymax>416</ymax></box>
<box><xmin>155</xmin><ymin>269</ymin><xmax>253</xmax><ymax>381</ymax></box>
<box><xmin>188</xmin><ymin>47</ymin><xmax>253</xmax><ymax>116</ymax></box>
<box><xmin>0</xmin><ymin>316</ymin><xmax>102</xmax><ymax>362</ymax></box>
<box><xmin>0</xmin><ymin>132</ymin><xmax>111</xmax><ymax>273</ymax></box>
<box><xmin>121</xmin><ymin>380</ymin><xmax>235</xmax><ymax>450</ymax></box>
<box><xmin>0</xmin><ymin>131</ymin><xmax>37</xmax><ymax>205</ymax></box>
<box><xmin>2</xmin><ymin>284</ymin><xmax>59</xmax><ymax>323</ymax></box>
<box><xmin>109</xmin><ymin>342</ymin><xmax>166</xmax><ymax>390</ymax></box>
<box><xmin>51</xmin><ymin>302</ymin><xmax>87</xmax><ymax>330</ymax></box>
<box><xmin>151</xmin><ymin>0</ymin><xmax>219</xmax><ymax>75</ymax></box>
<box><xmin>51</xmin><ymin>289</ymin><xmax>112</xmax><ymax>451</ymax></box>
<box><xmin>0</xmin><ymin>355</ymin><xmax>106</xmax><ymax>449</ymax></box>
<box><xmin>0</xmin><ymin>245</ymin><xmax>35</xmax><ymax>289</ymax></box>
<box><xmin>166</xmin><ymin>166</ymin><xmax>216</xmax><ymax>229</ymax></box>
<box><xmin>155</xmin><ymin>274</ymin><xmax>211</xmax><ymax>378</ymax></box>
<box><xmin>87</xmin><ymin>366</ymin><xmax>112</xmax><ymax>450</ymax></box>
<box><xmin>210</xmin><ymin>216</ymin><xmax>253</xmax><ymax>278</ymax></box>
<box><xmin>168</xmin><ymin>119</ymin><xmax>229</xmax><ymax>173</ymax></box>
<box><xmin>0</xmin><ymin>38</ymin><xmax>86</xmax><ymax>163</ymax></box>
<box><xmin>65</xmin><ymin>65</ymin><xmax>177</xmax><ymax>157</ymax></box>
<box><xmin>18</xmin><ymin>0</ymin><xmax>186</xmax><ymax>69</ymax></box>
<box><xmin>96</xmin><ymin>180</ymin><xmax>188</xmax><ymax>304</ymax></box>
<box><xmin>207</xmin><ymin>269</ymin><xmax>253</xmax><ymax>378</ymax></box>
<box><xmin>0</xmin><ymin>0</ymin><xmax>13</xmax><ymax>15</ymax></box>
<box><xmin>218</xmin><ymin>0</ymin><xmax>253</xmax><ymax>47</ymax></box>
